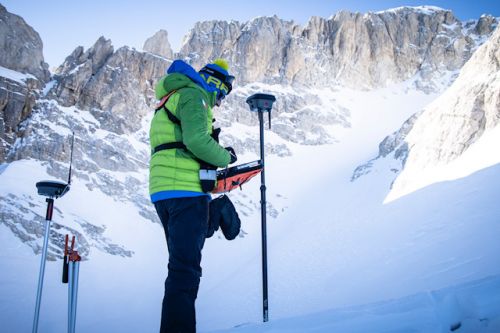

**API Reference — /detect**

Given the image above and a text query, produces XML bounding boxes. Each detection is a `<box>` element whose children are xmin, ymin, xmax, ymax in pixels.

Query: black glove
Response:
<box><xmin>211</xmin><ymin>127</ymin><xmax>221</xmax><ymax>143</ymax></box>
<box><xmin>225</xmin><ymin>147</ymin><xmax>237</xmax><ymax>164</ymax></box>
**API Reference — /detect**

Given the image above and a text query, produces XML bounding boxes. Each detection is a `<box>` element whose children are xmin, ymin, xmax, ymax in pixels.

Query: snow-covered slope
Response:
<box><xmin>0</xmin><ymin>80</ymin><xmax>439</xmax><ymax>333</ymax></box>
<box><xmin>9</xmin><ymin>72</ymin><xmax>498</xmax><ymax>333</ymax></box>
<box><xmin>192</xmin><ymin>80</ymin><xmax>500</xmax><ymax>331</ymax></box>
<box><xmin>209</xmin><ymin>276</ymin><xmax>500</xmax><ymax>333</ymax></box>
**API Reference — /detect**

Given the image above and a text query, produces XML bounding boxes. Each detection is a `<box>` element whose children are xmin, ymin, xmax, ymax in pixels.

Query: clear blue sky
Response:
<box><xmin>2</xmin><ymin>0</ymin><xmax>499</xmax><ymax>68</ymax></box>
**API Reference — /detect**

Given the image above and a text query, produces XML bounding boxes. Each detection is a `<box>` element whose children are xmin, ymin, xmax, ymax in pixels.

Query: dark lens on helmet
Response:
<box><xmin>226</xmin><ymin>75</ymin><xmax>235</xmax><ymax>85</ymax></box>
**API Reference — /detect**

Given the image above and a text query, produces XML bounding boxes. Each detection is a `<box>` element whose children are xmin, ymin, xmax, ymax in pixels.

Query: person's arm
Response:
<box><xmin>178</xmin><ymin>91</ymin><xmax>231</xmax><ymax>167</ymax></box>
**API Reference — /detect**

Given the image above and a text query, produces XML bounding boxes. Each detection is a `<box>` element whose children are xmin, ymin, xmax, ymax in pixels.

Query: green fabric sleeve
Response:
<box><xmin>178</xmin><ymin>91</ymin><xmax>231</xmax><ymax>167</ymax></box>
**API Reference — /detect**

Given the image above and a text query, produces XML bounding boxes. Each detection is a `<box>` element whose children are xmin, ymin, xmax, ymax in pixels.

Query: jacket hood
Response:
<box><xmin>155</xmin><ymin>60</ymin><xmax>217</xmax><ymax>106</ymax></box>
<box><xmin>167</xmin><ymin>60</ymin><xmax>217</xmax><ymax>94</ymax></box>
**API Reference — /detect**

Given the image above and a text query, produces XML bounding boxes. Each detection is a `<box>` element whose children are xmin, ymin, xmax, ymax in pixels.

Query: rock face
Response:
<box><xmin>219</xmin><ymin>84</ymin><xmax>350</xmax><ymax>146</ymax></box>
<box><xmin>354</xmin><ymin>24</ymin><xmax>500</xmax><ymax>197</ymax></box>
<box><xmin>0</xmin><ymin>4</ymin><xmax>50</xmax><ymax>82</ymax></box>
<box><xmin>143</xmin><ymin>29</ymin><xmax>174</xmax><ymax>59</ymax></box>
<box><xmin>48</xmin><ymin>34</ymin><xmax>351</xmax><ymax>145</ymax></box>
<box><xmin>50</xmin><ymin>37</ymin><xmax>115</xmax><ymax>107</ymax></box>
<box><xmin>180</xmin><ymin>7</ymin><xmax>497</xmax><ymax>90</ymax></box>
<box><xmin>0</xmin><ymin>4</ymin><xmax>50</xmax><ymax>162</ymax></box>
<box><xmin>5</xmin><ymin>98</ymin><xmax>145</xmax><ymax>259</ymax></box>
<box><xmin>351</xmin><ymin>112</ymin><xmax>420</xmax><ymax>181</ymax></box>
<box><xmin>474</xmin><ymin>15</ymin><xmax>498</xmax><ymax>35</ymax></box>
<box><xmin>0</xmin><ymin>74</ymin><xmax>39</xmax><ymax>162</ymax></box>
<box><xmin>0</xmin><ymin>191</ymin><xmax>134</xmax><ymax>261</ymax></box>
<box><xmin>49</xmin><ymin>37</ymin><xmax>170</xmax><ymax>134</ymax></box>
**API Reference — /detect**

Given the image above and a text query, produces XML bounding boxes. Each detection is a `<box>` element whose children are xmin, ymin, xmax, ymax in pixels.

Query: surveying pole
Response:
<box><xmin>246</xmin><ymin>93</ymin><xmax>276</xmax><ymax>322</ymax></box>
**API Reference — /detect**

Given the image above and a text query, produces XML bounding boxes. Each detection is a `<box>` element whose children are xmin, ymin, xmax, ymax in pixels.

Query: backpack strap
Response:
<box><xmin>152</xmin><ymin>90</ymin><xmax>186</xmax><ymax>154</ymax></box>
<box><xmin>155</xmin><ymin>90</ymin><xmax>181</xmax><ymax>125</ymax></box>
<box><xmin>152</xmin><ymin>90</ymin><xmax>217</xmax><ymax>157</ymax></box>
<box><xmin>154</xmin><ymin>90</ymin><xmax>177</xmax><ymax>110</ymax></box>
<box><xmin>152</xmin><ymin>142</ymin><xmax>187</xmax><ymax>154</ymax></box>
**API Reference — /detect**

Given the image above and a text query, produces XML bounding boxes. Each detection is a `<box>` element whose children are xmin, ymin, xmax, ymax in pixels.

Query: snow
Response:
<box><xmin>375</xmin><ymin>6</ymin><xmax>449</xmax><ymax>16</ymax></box>
<box><xmin>386</xmin><ymin>125</ymin><xmax>500</xmax><ymax>202</ymax></box>
<box><xmin>200</xmin><ymin>79</ymin><xmax>500</xmax><ymax>331</ymax></box>
<box><xmin>68</xmin><ymin>63</ymin><xmax>85</xmax><ymax>75</ymax></box>
<box><xmin>141</xmin><ymin>51</ymin><xmax>171</xmax><ymax>62</ymax></box>
<box><xmin>209</xmin><ymin>276</ymin><xmax>500</xmax><ymax>332</ymax></box>
<box><xmin>42</xmin><ymin>80</ymin><xmax>56</xmax><ymax>96</ymax></box>
<box><xmin>0</xmin><ymin>159</ymin><xmax>166</xmax><ymax>333</ymax></box>
<box><xmin>1</xmin><ymin>74</ymin><xmax>500</xmax><ymax>333</ymax></box>
<box><xmin>0</xmin><ymin>65</ymin><xmax>37</xmax><ymax>84</ymax></box>
<box><xmin>443</xmin><ymin>22</ymin><xmax>459</xmax><ymax>31</ymax></box>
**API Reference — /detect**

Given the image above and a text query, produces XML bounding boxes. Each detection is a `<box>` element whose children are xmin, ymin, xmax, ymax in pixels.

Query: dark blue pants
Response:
<box><xmin>154</xmin><ymin>196</ymin><xmax>210</xmax><ymax>333</ymax></box>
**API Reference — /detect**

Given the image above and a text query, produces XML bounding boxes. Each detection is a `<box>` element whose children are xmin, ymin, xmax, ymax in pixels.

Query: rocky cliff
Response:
<box><xmin>179</xmin><ymin>7</ymin><xmax>497</xmax><ymax>91</ymax></box>
<box><xmin>0</xmin><ymin>4</ymin><xmax>50</xmax><ymax>82</ymax></box>
<box><xmin>48</xmin><ymin>36</ymin><xmax>169</xmax><ymax>134</ymax></box>
<box><xmin>0</xmin><ymin>4</ymin><xmax>50</xmax><ymax>163</ymax></box>
<box><xmin>143</xmin><ymin>29</ymin><xmax>174</xmax><ymax>59</ymax></box>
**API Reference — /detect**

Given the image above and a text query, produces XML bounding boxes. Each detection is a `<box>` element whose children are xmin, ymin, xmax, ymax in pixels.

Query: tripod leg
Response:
<box><xmin>32</xmin><ymin>218</ymin><xmax>52</xmax><ymax>333</ymax></box>
<box><xmin>68</xmin><ymin>261</ymin><xmax>74</xmax><ymax>333</ymax></box>
<box><xmin>71</xmin><ymin>262</ymin><xmax>80</xmax><ymax>333</ymax></box>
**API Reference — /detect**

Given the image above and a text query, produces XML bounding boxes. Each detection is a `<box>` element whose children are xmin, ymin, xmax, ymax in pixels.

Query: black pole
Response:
<box><xmin>45</xmin><ymin>198</ymin><xmax>54</xmax><ymax>221</ymax></box>
<box><xmin>258</xmin><ymin>110</ymin><xmax>269</xmax><ymax>322</ymax></box>
<box><xmin>246</xmin><ymin>93</ymin><xmax>275</xmax><ymax>323</ymax></box>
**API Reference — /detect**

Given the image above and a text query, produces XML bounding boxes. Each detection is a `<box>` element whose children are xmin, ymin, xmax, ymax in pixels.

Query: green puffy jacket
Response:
<box><xmin>149</xmin><ymin>73</ymin><xmax>231</xmax><ymax>195</ymax></box>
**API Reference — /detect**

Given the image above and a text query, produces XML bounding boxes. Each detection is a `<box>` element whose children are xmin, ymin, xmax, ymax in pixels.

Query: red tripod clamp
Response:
<box><xmin>67</xmin><ymin>235</ymin><xmax>81</xmax><ymax>262</ymax></box>
<box><xmin>69</xmin><ymin>251</ymin><xmax>81</xmax><ymax>262</ymax></box>
<box><xmin>62</xmin><ymin>235</ymin><xmax>82</xmax><ymax>283</ymax></box>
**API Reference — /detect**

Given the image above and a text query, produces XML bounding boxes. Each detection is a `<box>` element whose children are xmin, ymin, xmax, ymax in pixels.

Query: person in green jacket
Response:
<box><xmin>149</xmin><ymin>58</ymin><xmax>237</xmax><ymax>333</ymax></box>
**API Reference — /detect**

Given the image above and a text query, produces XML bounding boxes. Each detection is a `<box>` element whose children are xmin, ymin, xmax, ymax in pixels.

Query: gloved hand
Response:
<box><xmin>211</xmin><ymin>127</ymin><xmax>221</xmax><ymax>143</ymax></box>
<box><xmin>225</xmin><ymin>147</ymin><xmax>237</xmax><ymax>164</ymax></box>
